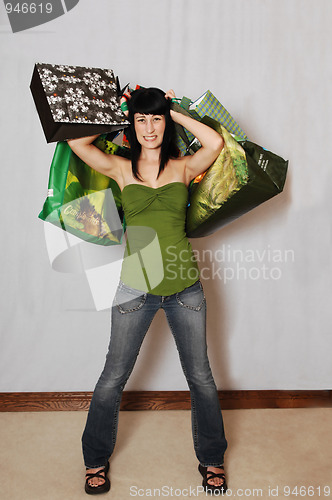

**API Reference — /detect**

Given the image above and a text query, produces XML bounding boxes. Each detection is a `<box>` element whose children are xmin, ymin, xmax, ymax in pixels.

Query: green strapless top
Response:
<box><xmin>120</xmin><ymin>182</ymin><xmax>200</xmax><ymax>295</ymax></box>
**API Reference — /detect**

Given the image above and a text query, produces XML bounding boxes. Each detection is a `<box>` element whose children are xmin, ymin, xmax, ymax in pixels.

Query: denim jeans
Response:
<box><xmin>82</xmin><ymin>279</ymin><xmax>227</xmax><ymax>468</ymax></box>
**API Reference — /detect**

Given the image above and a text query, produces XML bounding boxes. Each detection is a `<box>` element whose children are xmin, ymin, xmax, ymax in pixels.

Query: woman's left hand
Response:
<box><xmin>165</xmin><ymin>89</ymin><xmax>176</xmax><ymax>100</ymax></box>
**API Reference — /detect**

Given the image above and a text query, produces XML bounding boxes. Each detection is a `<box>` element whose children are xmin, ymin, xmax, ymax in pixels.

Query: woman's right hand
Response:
<box><xmin>120</xmin><ymin>91</ymin><xmax>131</xmax><ymax>117</ymax></box>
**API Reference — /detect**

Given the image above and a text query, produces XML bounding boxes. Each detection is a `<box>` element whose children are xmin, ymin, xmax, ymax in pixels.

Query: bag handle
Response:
<box><xmin>171</xmin><ymin>101</ymin><xmax>202</xmax><ymax>154</ymax></box>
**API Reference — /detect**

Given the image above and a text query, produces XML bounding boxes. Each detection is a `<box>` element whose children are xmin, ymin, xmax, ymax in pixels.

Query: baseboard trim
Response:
<box><xmin>0</xmin><ymin>390</ymin><xmax>331</xmax><ymax>412</ymax></box>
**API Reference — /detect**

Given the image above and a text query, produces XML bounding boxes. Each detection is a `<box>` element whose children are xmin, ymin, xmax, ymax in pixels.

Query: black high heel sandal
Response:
<box><xmin>85</xmin><ymin>461</ymin><xmax>110</xmax><ymax>495</ymax></box>
<box><xmin>198</xmin><ymin>463</ymin><xmax>227</xmax><ymax>494</ymax></box>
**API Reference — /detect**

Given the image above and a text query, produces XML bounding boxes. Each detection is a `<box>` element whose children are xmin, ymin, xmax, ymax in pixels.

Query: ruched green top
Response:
<box><xmin>120</xmin><ymin>182</ymin><xmax>200</xmax><ymax>295</ymax></box>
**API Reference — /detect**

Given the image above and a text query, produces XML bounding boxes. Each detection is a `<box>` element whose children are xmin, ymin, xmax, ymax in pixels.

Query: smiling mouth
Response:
<box><xmin>144</xmin><ymin>135</ymin><xmax>157</xmax><ymax>141</ymax></box>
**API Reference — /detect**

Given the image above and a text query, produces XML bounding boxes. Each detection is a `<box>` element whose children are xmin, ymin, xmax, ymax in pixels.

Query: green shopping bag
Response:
<box><xmin>39</xmin><ymin>135</ymin><xmax>130</xmax><ymax>245</ymax></box>
<box><xmin>172</xmin><ymin>102</ymin><xmax>288</xmax><ymax>237</ymax></box>
<box><xmin>185</xmin><ymin>117</ymin><xmax>288</xmax><ymax>237</ymax></box>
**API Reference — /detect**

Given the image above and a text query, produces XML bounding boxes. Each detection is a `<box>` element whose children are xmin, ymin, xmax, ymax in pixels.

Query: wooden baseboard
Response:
<box><xmin>0</xmin><ymin>390</ymin><xmax>331</xmax><ymax>412</ymax></box>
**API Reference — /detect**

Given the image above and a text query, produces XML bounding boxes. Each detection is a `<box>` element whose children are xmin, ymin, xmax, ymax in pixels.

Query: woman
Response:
<box><xmin>68</xmin><ymin>87</ymin><xmax>227</xmax><ymax>495</ymax></box>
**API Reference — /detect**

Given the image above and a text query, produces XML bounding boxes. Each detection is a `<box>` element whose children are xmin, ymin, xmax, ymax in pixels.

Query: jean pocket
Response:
<box><xmin>115</xmin><ymin>282</ymin><xmax>147</xmax><ymax>314</ymax></box>
<box><xmin>176</xmin><ymin>280</ymin><xmax>205</xmax><ymax>311</ymax></box>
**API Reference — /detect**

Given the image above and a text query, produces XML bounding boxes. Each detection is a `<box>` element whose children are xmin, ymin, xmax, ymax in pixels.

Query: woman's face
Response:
<box><xmin>134</xmin><ymin>113</ymin><xmax>166</xmax><ymax>149</ymax></box>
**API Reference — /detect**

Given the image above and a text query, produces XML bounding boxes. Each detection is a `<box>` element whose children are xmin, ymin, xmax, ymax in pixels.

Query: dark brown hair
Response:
<box><xmin>126</xmin><ymin>87</ymin><xmax>179</xmax><ymax>180</ymax></box>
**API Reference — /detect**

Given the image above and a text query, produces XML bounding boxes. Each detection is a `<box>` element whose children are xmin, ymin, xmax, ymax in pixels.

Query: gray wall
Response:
<box><xmin>1</xmin><ymin>0</ymin><xmax>331</xmax><ymax>392</ymax></box>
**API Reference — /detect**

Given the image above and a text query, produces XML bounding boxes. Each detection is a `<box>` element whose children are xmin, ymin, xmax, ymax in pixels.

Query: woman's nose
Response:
<box><xmin>146</xmin><ymin>119</ymin><xmax>155</xmax><ymax>133</ymax></box>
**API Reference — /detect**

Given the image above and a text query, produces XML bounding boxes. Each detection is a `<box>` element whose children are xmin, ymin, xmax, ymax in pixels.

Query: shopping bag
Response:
<box><xmin>189</xmin><ymin>90</ymin><xmax>247</xmax><ymax>140</ymax></box>
<box><xmin>39</xmin><ymin>136</ymin><xmax>130</xmax><ymax>245</ymax></box>
<box><xmin>30</xmin><ymin>63</ymin><xmax>129</xmax><ymax>143</ymax></box>
<box><xmin>185</xmin><ymin>116</ymin><xmax>288</xmax><ymax>237</ymax></box>
<box><xmin>174</xmin><ymin>90</ymin><xmax>247</xmax><ymax>156</ymax></box>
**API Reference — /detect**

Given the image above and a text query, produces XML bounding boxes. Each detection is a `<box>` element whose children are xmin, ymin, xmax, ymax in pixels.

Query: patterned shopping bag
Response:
<box><xmin>190</xmin><ymin>90</ymin><xmax>247</xmax><ymax>140</ymax></box>
<box><xmin>30</xmin><ymin>62</ymin><xmax>129</xmax><ymax>142</ymax></box>
<box><xmin>174</xmin><ymin>90</ymin><xmax>247</xmax><ymax>156</ymax></box>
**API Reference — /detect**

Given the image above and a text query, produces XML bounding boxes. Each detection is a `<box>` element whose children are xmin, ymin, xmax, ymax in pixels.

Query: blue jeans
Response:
<box><xmin>82</xmin><ymin>279</ymin><xmax>227</xmax><ymax>468</ymax></box>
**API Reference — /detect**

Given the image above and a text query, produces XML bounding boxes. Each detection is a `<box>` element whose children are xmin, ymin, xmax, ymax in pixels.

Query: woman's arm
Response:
<box><xmin>67</xmin><ymin>134</ymin><xmax>129</xmax><ymax>183</ymax></box>
<box><xmin>171</xmin><ymin>109</ymin><xmax>224</xmax><ymax>183</ymax></box>
<box><xmin>165</xmin><ymin>89</ymin><xmax>224</xmax><ymax>183</ymax></box>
